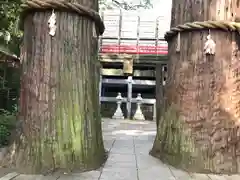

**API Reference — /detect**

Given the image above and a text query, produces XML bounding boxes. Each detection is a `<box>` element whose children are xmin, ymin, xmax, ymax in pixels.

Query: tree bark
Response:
<box><xmin>5</xmin><ymin>0</ymin><xmax>106</xmax><ymax>174</ymax></box>
<box><xmin>151</xmin><ymin>0</ymin><xmax>240</xmax><ymax>174</ymax></box>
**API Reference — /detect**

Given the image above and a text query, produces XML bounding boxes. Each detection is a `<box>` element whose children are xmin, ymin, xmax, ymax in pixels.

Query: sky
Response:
<box><xmin>127</xmin><ymin>0</ymin><xmax>172</xmax><ymax>30</ymax></box>
<box><xmin>118</xmin><ymin>0</ymin><xmax>172</xmax><ymax>27</ymax></box>
<box><xmin>102</xmin><ymin>0</ymin><xmax>173</xmax><ymax>37</ymax></box>
<box><xmin>104</xmin><ymin>0</ymin><xmax>172</xmax><ymax>18</ymax></box>
<box><xmin>124</xmin><ymin>0</ymin><xmax>172</xmax><ymax>18</ymax></box>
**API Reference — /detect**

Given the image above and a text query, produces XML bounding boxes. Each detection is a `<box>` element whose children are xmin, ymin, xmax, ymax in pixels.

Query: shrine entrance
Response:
<box><xmin>100</xmin><ymin>75</ymin><xmax>156</xmax><ymax>120</ymax></box>
<box><xmin>99</xmin><ymin>62</ymin><xmax>167</xmax><ymax>121</ymax></box>
<box><xmin>98</xmin><ymin>10</ymin><xmax>168</xmax><ymax>120</ymax></box>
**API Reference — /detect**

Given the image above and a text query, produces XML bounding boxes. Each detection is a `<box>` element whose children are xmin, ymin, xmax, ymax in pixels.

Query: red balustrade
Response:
<box><xmin>100</xmin><ymin>45</ymin><xmax>168</xmax><ymax>55</ymax></box>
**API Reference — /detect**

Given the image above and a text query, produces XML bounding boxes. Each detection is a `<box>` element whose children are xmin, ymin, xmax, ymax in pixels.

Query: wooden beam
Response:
<box><xmin>101</xmin><ymin>62</ymin><xmax>156</xmax><ymax>70</ymax></box>
<box><xmin>102</xmin><ymin>78</ymin><xmax>156</xmax><ymax>86</ymax></box>
<box><xmin>0</xmin><ymin>49</ymin><xmax>19</xmax><ymax>62</ymax></box>
<box><xmin>100</xmin><ymin>36</ymin><xmax>166</xmax><ymax>41</ymax></box>
<box><xmin>101</xmin><ymin>69</ymin><xmax>155</xmax><ymax>77</ymax></box>
<box><xmin>100</xmin><ymin>96</ymin><xmax>156</xmax><ymax>104</ymax></box>
<box><xmin>100</xmin><ymin>96</ymin><xmax>127</xmax><ymax>102</ymax></box>
<box><xmin>99</xmin><ymin>53</ymin><xmax>168</xmax><ymax>64</ymax></box>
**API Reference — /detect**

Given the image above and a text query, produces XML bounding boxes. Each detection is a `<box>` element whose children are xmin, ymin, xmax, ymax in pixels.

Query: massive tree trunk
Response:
<box><xmin>4</xmin><ymin>0</ymin><xmax>106</xmax><ymax>174</ymax></box>
<box><xmin>151</xmin><ymin>0</ymin><xmax>240</xmax><ymax>174</ymax></box>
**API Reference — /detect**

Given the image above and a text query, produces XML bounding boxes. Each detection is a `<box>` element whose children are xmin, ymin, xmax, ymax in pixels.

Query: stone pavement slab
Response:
<box><xmin>189</xmin><ymin>173</ymin><xmax>211</xmax><ymax>180</ymax></box>
<box><xmin>138</xmin><ymin>166</ymin><xmax>174</xmax><ymax>180</ymax></box>
<box><xmin>103</xmin><ymin>139</ymin><xmax>115</xmax><ymax>151</ymax></box>
<box><xmin>0</xmin><ymin>172</ymin><xmax>19</xmax><ymax>180</ymax></box>
<box><xmin>0</xmin><ymin>169</ymin><xmax>16</xmax><ymax>179</ymax></box>
<box><xmin>171</xmin><ymin>170</ymin><xmax>191</xmax><ymax>180</ymax></box>
<box><xmin>58</xmin><ymin>170</ymin><xmax>101</xmax><ymax>180</ymax></box>
<box><xmin>136</xmin><ymin>154</ymin><xmax>168</xmax><ymax>169</ymax></box>
<box><xmin>100</xmin><ymin>167</ymin><xmax>138</xmax><ymax>180</ymax></box>
<box><xmin>224</xmin><ymin>175</ymin><xmax>240</xmax><ymax>180</ymax></box>
<box><xmin>104</xmin><ymin>153</ymin><xmax>136</xmax><ymax>168</ymax></box>
<box><xmin>14</xmin><ymin>174</ymin><xmax>58</xmax><ymax>180</ymax></box>
<box><xmin>204</xmin><ymin>174</ymin><xmax>226</xmax><ymax>180</ymax></box>
<box><xmin>2</xmin><ymin>119</ymin><xmax>240</xmax><ymax>180</ymax></box>
<box><xmin>111</xmin><ymin>145</ymin><xmax>135</xmax><ymax>155</ymax></box>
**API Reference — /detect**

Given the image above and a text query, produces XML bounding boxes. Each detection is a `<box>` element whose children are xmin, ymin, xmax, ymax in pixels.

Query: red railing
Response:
<box><xmin>100</xmin><ymin>45</ymin><xmax>168</xmax><ymax>55</ymax></box>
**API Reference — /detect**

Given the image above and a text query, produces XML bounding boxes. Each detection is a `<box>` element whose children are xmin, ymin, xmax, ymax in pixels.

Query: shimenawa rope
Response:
<box><xmin>20</xmin><ymin>0</ymin><xmax>105</xmax><ymax>35</ymax></box>
<box><xmin>164</xmin><ymin>20</ymin><xmax>240</xmax><ymax>41</ymax></box>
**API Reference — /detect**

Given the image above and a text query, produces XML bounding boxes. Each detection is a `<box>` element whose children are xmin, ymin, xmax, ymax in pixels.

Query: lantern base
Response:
<box><xmin>133</xmin><ymin>107</ymin><xmax>145</xmax><ymax>120</ymax></box>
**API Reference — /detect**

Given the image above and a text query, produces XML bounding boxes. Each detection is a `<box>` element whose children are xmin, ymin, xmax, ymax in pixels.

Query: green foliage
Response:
<box><xmin>0</xmin><ymin>77</ymin><xmax>19</xmax><ymax>148</ymax></box>
<box><xmin>0</xmin><ymin>0</ymin><xmax>154</xmax><ymax>55</ymax></box>
<box><xmin>0</xmin><ymin>64</ymin><xmax>20</xmax><ymax>147</ymax></box>
<box><xmin>0</xmin><ymin>0</ymin><xmax>22</xmax><ymax>56</ymax></box>
<box><xmin>0</xmin><ymin>63</ymin><xmax>20</xmax><ymax>111</ymax></box>
<box><xmin>0</xmin><ymin>0</ymin><xmax>21</xmax><ymax>148</ymax></box>
<box><xmin>0</xmin><ymin>108</ymin><xmax>17</xmax><ymax>147</ymax></box>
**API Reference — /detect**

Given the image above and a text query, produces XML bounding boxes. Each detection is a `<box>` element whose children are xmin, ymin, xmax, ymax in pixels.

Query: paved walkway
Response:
<box><xmin>0</xmin><ymin>118</ymin><xmax>240</xmax><ymax>180</ymax></box>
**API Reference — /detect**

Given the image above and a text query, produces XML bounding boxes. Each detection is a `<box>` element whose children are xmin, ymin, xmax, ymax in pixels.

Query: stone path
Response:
<box><xmin>1</xmin><ymin>118</ymin><xmax>240</xmax><ymax>180</ymax></box>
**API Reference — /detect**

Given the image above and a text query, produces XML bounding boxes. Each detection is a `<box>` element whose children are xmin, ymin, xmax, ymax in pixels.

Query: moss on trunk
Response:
<box><xmin>152</xmin><ymin>0</ymin><xmax>240</xmax><ymax>174</ymax></box>
<box><xmin>1</xmin><ymin>2</ymin><xmax>106</xmax><ymax>174</ymax></box>
<box><xmin>150</xmin><ymin>104</ymin><xmax>207</xmax><ymax>172</ymax></box>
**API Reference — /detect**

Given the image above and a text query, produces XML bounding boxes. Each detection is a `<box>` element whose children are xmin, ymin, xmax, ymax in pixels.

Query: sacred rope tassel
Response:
<box><xmin>176</xmin><ymin>32</ymin><xmax>181</xmax><ymax>52</ymax></box>
<box><xmin>48</xmin><ymin>10</ymin><xmax>57</xmax><ymax>36</ymax></box>
<box><xmin>204</xmin><ymin>32</ymin><xmax>216</xmax><ymax>55</ymax></box>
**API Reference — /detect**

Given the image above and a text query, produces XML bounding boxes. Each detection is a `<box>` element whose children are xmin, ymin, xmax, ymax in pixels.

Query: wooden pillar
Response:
<box><xmin>151</xmin><ymin>0</ymin><xmax>240</xmax><ymax>174</ymax></box>
<box><xmin>153</xmin><ymin>102</ymin><xmax>156</xmax><ymax>121</ymax></box>
<box><xmin>118</xmin><ymin>10</ymin><xmax>122</xmax><ymax>52</ymax></box>
<box><xmin>155</xmin><ymin>63</ymin><xmax>163</xmax><ymax>127</ymax></box>
<box><xmin>99</xmin><ymin>30</ymin><xmax>103</xmax><ymax>105</ymax></box>
<box><xmin>123</xmin><ymin>56</ymin><xmax>133</xmax><ymax>119</ymax></box>
<box><xmin>99</xmin><ymin>74</ymin><xmax>102</xmax><ymax>104</ymax></box>
<box><xmin>127</xmin><ymin>76</ymin><xmax>132</xmax><ymax>119</ymax></box>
